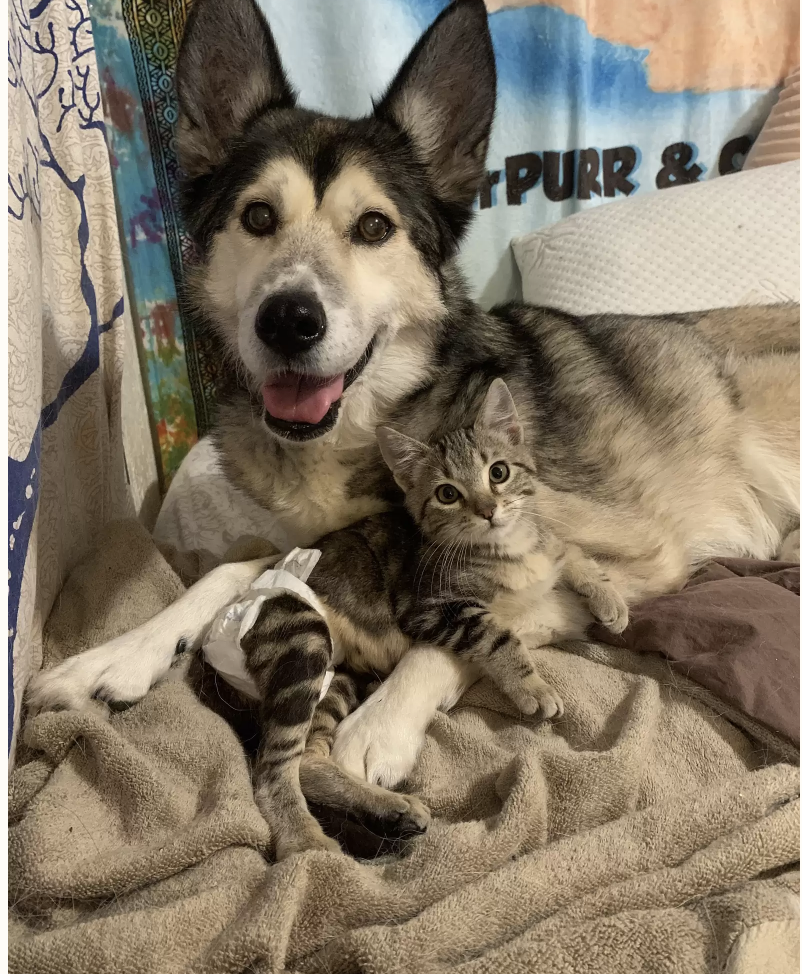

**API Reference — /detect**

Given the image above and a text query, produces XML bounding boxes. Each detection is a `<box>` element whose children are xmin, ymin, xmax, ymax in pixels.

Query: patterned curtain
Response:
<box><xmin>90</xmin><ymin>0</ymin><xmax>212</xmax><ymax>484</ymax></box>
<box><xmin>8</xmin><ymin>0</ymin><xmax>133</xmax><ymax>755</ymax></box>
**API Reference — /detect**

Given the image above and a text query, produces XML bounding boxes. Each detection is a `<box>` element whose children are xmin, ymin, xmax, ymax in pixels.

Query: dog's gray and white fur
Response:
<box><xmin>29</xmin><ymin>0</ymin><xmax>799</xmax><ymax>795</ymax></box>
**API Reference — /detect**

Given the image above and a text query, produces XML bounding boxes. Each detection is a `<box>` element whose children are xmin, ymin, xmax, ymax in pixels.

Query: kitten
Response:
<box><xmin>373</xmin><ymin>378</ymin><xmax>629</xmax><ymax>713</ymax></box>
<box><xmin>235</xmin><ymin>379</ymin><xmax>629</xmax><ymax>859</ymax></box>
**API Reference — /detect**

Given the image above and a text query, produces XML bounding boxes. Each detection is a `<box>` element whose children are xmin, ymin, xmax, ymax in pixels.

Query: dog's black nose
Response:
<box><xmin>255</xmin><ymin>291</ymin><xmax>327</xmax><ymax>357</ymax></box>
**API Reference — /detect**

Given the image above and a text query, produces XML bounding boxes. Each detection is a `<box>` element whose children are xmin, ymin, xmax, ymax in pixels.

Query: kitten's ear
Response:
<box><xmin>176</xmin><ymin>0</ymin><xmax>296</xmax><ymax>177</ymax></box>
<box><xmin>373</xmin><ymin>0</ymin><xmax>495</xmax><ymax>213</ymax></box>
<box><xmin>477</xmin><ymin>379</ymin><xmax>523</xmax><ymax>445</ymax></box>
<box><xmin>376</xmin><ymin>427</ymin><xmax>430</xmax><ymax>492</ymax></box>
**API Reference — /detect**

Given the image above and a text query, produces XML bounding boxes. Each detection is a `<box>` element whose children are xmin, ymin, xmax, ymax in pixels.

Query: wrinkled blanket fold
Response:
<box><xmin>9</xmin><ymin>521</ymin><xmax>801</xmax><ymax>974</ymax></box>
<box><xmin>591</xmin><ymin>558</ymin><xmax>800</xmax><ymax>744</ymax></box>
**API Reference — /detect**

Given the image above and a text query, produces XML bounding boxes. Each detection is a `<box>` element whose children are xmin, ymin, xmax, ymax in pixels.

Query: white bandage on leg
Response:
<box><xmin>202</xmin><ymin>547</ymin><xmax>338</xmax><ymax>701</ymax></box>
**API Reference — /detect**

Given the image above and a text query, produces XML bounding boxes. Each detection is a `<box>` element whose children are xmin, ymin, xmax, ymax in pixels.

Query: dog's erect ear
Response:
<box><xmin>376</xmin><ymin>427</ymin><xmax>430</xmax><ymax>492</ymax></box>
<box><xmin>374</xmin><ymin>0</ymin><xmax>496</xmax><ymax>209</ymax></box>
<box><xmin>476</xmin><ymin>379</ymin><xmax>523</xmax><ymax>445</ymax></box>
<box><xmin>176</xmin><ymin>0</ymin><xmax>295</xmax><ymax>177</ymax></box>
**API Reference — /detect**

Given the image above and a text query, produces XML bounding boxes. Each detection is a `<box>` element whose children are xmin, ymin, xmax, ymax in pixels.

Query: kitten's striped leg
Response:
<box><xmin>561</xmin><ymin>545</ymin><xmax>629</xmax><ymax>634</ymax></box>
<box><xmin>405</xmin><ymin>600</ymin><xmax>563</xmax><ymax>718</ymax></box>
<box><xmin>300</xmin><ymin>674</ymin><xmax>430</xmax><ymax>835</ymax></box>
<box><xmin>242</xmin><ymin>595</ymin><xmax>340</xmax><ymax>860</ymax></box>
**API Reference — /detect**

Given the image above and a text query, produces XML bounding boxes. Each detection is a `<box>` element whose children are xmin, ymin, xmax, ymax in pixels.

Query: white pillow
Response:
<box><xmin>512</xmin><ymin>160</ymin><xmax>800</xmax><ymax>315</ymax></box>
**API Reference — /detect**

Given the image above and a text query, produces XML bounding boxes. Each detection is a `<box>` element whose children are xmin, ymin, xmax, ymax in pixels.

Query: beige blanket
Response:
<box><xmin>9</xmin><ymin>521</ymin><xmax>800</xmax><ymax>974</ymax></box>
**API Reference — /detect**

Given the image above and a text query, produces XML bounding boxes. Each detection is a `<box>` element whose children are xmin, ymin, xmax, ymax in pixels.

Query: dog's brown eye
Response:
<box><xmin>242</xmin><ymin>202</ymin><xmax>277</xmax><ymax>236</ymax></box>
<box><xmin>435</xmin><ymin>484</ymin><xmax>461</xmax><ymax>504</ymax></box>
<box><xmin>356</xmin><ymin>211</ymin><xmax>392</xmax><ymax>243</ymax></box>
<box><xmin>489</xmin><ymin>462</ymin><xmax>510</xmax><ymax>484</ymax></box>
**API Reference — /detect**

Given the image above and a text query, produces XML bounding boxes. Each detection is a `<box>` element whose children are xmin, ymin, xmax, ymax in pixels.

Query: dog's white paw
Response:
<box><xmin>26</xmin><ymin>555</ymin><xmax>273</xmax><ymax>717</ymax></box>
<box><xmin>332</xmin><ymin>695</ymin><xmax>427</xmax><ymax>789</ymax></box>
<box><xmin>27</xmin><ymin>634</ymin><xmax>173</xmax><ymax>715</ymax></box>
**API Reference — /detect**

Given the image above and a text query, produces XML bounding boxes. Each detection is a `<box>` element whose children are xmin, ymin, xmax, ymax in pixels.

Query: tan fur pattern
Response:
<box><xmin>693</xmin><ymin>304</ymin><xmax>800</xmax><ymax>357</ymax></box>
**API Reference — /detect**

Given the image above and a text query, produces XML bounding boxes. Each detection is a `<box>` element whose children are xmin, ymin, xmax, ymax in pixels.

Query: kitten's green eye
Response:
<box><xmin>435</xmin><ymin>484</ymin><xmax>461</xmax><ymax>504</ymax></box>
<box><xmin>489</xmin><ymin>462</ymin><xmax>510</xmax><ymax>484</ymax></box>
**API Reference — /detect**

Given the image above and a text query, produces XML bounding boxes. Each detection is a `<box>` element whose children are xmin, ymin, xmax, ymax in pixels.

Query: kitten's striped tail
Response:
<box><xmin>243</xmin><ymin>598</ymin><xmax>431</xmax><ymax>859</ymax></box>
<box><xmin>241</xmin><ymin>593</ymin><xmax>340</xmax><ymax>859</ymax></box>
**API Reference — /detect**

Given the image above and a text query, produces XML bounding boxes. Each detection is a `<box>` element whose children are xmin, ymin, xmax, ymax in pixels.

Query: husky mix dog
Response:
<box><xmin>30</xmin><ymin>0</ymin><xmax>799</xmax><ymax>791</ymax></box>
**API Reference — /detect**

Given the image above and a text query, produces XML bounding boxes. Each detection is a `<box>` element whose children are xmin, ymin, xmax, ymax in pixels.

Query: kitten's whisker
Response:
<box><xmin>416</xmin><ymin>538</ymin><xmax>446</xmax><ymax>586</ymax></box>
<box><xmin>515</xmin><ymin>515</ymin><xmax>567</xmax><ymax>542</ymax></box>
<box><xmin>513</xmin><ymin>507</ymin><xmax>571</xmax><ymax>529</ymax></box>
<box><xmin>458</xmin><ymin>540</ymin><xmax>478</xmax><ymax>604</ymax></box>
<box><xmin>432</xmin><ymin>548</ymin><xmax>448</xmax><ymax>606</ymax></box>
<box><xmin>448</xmin><ymin>540</ymin><xmax>464</xmax><ymax>596</ymax></box>
<box><xmin>429</xmin><ymin>539</ymin><xmax>456</xmax><ymax>604</ymax></box>
<box><xmin>441</xmin><ymin>538</ymin><xmax>466</xmax><ymax>613</ymax></box>
<box><xmin>457</xmin><ymin>542</ymin><xmax>466</xmax><ymax>593</ymax></box>
<box><xmin>437</xmin><ymin>541</ymin><xmax>459</xmax><ymax>608</ymax></box>
<box><xmin>465</xmin><ymin>536</ymin><xmax>482</xmax><ymax>603</ymax></box>
<box><xmin>416</xmin><ymin>539</ymin><xmax>449</xmax><ymax>598</ymax></box>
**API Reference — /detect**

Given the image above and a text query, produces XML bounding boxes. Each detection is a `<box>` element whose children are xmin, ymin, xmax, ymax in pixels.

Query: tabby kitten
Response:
<box><xmin>374</xmin><ymin>378</ymin><xmax>629</xmax><ymax>712</ymax></box>
<box><xmin>237</xmin><ymin>379</ymin><xmax>629</xmax><ymax>859</ymax></box>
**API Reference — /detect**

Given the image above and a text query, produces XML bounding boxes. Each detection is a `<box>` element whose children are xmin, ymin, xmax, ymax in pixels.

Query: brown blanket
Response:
<box><xmin>592</xmin><ymin>559</ymin><xmax>800</xmax><ymax>744</ymax></box>
<box><xmin>9</xmin><ymin>522</ymin><xmax>801</xmax><ymax>974</ymax></box>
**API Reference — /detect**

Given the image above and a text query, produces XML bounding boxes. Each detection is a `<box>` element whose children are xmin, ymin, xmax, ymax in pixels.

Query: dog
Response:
<box><xmin>29</xmin><ymin>0</ymin><xmax>799</xmax><ymax>792</ymax></box>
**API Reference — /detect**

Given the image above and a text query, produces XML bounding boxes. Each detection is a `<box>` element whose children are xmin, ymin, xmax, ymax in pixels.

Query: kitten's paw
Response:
<box><xmin>589</xmin><ymin>590</ymin><xmax>629</xmax><ymax>635</ymax></box>
<box><xmin>332</xmin><ymin>699</ymin><xmax>426</xmax><ymax>789</ymax></box>
<box><xmin>382</xmin><ymin>793</ymin><xmax>431</xmax><ymax>835</ymax></box>
<box><xmin>353</xmin><ymin>790</ymin><xmax>432</xmax><ymax>837</ymax></box>
<box><xmin>509</xmin><ymin>675</ymin><xmax>564</xmax><ymax>719</ymax></box>
<box><xmin>400</xmin><ymin>794</ymin><xmax>431</xmax><ymax>833</ymax></box>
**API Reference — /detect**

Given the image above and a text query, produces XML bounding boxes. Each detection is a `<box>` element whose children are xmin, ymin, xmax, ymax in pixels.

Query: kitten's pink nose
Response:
<box><xmin>478</xmin><ymin>504</ymin><xmax>496</xmax><ymax>521</ymax></box>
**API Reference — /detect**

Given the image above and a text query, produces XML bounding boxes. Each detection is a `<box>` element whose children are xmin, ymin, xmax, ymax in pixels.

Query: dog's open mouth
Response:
<box><xmin>260</xmin><ymin>339</ymin><xmax>376</xmax><ymax>441</ymax></box>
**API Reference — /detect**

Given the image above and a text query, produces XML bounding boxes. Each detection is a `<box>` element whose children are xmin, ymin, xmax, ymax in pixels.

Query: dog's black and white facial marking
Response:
<box><xmin>175</xmin><ymin>0</ymin><xmax>495</xmax><ymax>441</ymax></box>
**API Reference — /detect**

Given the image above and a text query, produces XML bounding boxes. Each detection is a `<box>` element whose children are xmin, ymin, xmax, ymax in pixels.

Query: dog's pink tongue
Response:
<box><xmin>261</xmin><ymin>373</ymin><xmax>345</xmax><ymax>424</ymax></box>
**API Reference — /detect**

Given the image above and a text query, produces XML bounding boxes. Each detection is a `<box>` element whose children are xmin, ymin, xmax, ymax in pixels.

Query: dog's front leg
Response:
<box><xmin>331</xmin><ymin>646</ymin><xmax>479</xmax><ymax>788</ymax></box>
<box><xmin>27</xmin><ymin>557</ymin><xmax>275</xmax><ymax>715</ymax></box>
